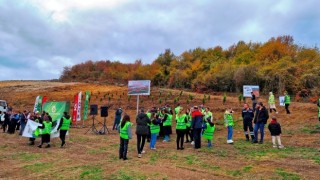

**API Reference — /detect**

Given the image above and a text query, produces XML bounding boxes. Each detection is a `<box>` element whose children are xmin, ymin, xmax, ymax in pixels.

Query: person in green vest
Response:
<box><xmin>57</xmin><ymin>112</ymin><xmax>71</xmax><ymax>148</ymax></box>
<box><xmin>37</xmin><ymin>117</ymin><xmax>52</xmax><ymax>148</ymax></box>
<box><xmin>202</xmin><ymin>118</ymin><xmax>215</xmax><ymax>148</ymax></box>
<box><xmin>174</xmin><ymin>103</ymin><xmax>181</xmax><ymax>116</ymax></box>
<box><xmin>204</xmin><ymin>107</ymin><xmax>213</xmax><ymax>122</ymax></box>
<box><xmin>185</xmin><ymin>108</ymin><xmax>193</xmax><ymax>143</ymax></box>
<box><xmin>150</xmin><ymin>113</ymin><xmax>161</xmax><ymax>150</ymax></box>
<box><xmin>118</xmin><ymin>114</ymin><xmax>132</xmax><ymax>160</ymax></box>
<box><xmin>176</xmin><ymin>108</ymin><xmax>187</xmax><ymax>150</ymax></box>
<box><xmin>162</xmin><ymin>109</ymin><xmax>173</xmax><ymax>142</ymax></box>
<box><xmin>317</xmin><ymin>98</ymin><xmax>320</xmax><ymax>121</ymax></box>
<box><xmin>284</xmin><ymin>91</ymin><xmax>291</xmax><ymax>114</ymax></box>
<box><xmin>268</xmin><ymin>92</ymin><xmax>278</xmax><ymax>114</ymax></box>
<box><xmin>224</xmin><ymin>109</ymin><xmax>234</xmax><ymax>144</ymax></box>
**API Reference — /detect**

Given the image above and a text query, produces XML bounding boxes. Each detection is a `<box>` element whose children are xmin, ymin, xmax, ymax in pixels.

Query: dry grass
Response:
<box><xmin>0</xmin><ymin>81</ymin><xmax>319</xmax><ymax>179</ymax></box>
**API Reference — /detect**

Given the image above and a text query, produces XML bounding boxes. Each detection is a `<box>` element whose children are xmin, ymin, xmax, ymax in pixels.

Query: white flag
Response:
<box><xmin>77</xmin><ymin>91</ymin><xmax>82</xmax><ymax>121</ymax></box>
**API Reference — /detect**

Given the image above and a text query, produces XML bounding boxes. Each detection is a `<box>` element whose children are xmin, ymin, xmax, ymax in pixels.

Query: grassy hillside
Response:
<box><xmin>0</xmin><ymin>81</ymin><xmax>319</xmax><ymax>179</ymax></box>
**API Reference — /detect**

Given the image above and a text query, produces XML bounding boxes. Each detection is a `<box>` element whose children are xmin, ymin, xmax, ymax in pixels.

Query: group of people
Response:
<box><xmin>117</xmin><ymin>98</ymin><xmax>290</xmax><ymax>160</ymax></box>
<box><xmin>0</xmin><ymin>110</ymin><xmax>72</xmax><ymax>148</ymax></box>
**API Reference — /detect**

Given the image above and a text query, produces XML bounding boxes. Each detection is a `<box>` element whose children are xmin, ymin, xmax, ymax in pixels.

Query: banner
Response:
<box><xmin>72</xmin><ymin>94</ymin><xmax>79</xmax><ymax>123</ymax></box>
<box><xmin>279</xmin><ymin>96</ymin><xmax>285</xmax><ymax>106</ymax></box>
<box><xmin>128</xmin><ymin>80</ymin><xmax>151</xmax><ymax>95</ymax></box>
<box><xmin>33</xmin><ymin>96</ymin><xmax>43</xmax><ymax>112</ymax></box>
<box><xmin>22</xmin><ymin>120</ymin><xmax>41</xmax><ymax>138</ymax></box>
<box><xmin>243</xmin><ymin>85</ymin><xmax>260</xmax><ymax>98</ymax></box>
<box><xmin>76</xmin><ymin>92</ymin><xmax>82</xmax><ymax>122</ymax></box>
<box><xmin>83</xmin><ymin>91</ymin><xmax>90</xmax><ymax>120</ymax></box>
<box><xmin>42</xmin><ymin>96</ymin><xmax>48</xmax><ymax>105</ymax></box>
<box><xmin>42</xmin><ymin>101</ymin><xmax>70</xmax><ymax>122</ymax></box>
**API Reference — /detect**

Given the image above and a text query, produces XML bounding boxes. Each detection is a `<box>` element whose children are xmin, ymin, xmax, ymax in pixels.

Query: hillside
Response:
<box><xmin>0</xmin><ymin>81</ymin><xmax>319</xmax><ymax>179</ymax></box>
<box><xmin>60</xmin><ymin>36</ymin><xmax>320</xmax><ymax>99</ymax></box>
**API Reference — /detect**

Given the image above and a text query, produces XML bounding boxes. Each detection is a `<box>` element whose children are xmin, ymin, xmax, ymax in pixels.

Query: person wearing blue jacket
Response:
<box><xmin>191</xmin><ymin>106</ymin><xmax>204</xmax><ymax>149</ymax></box>
<box><xmin>113</xmin><ymin>108</ymin><xmax>123</xmax><ymax>130</ymax></box>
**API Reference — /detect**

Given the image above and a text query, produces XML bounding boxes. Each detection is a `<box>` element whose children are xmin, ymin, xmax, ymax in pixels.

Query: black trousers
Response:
<box><xmin>137</xmin><ymin>134</ymin><xmax>147</xmax><ymax>154</ymax></box>
<box><xmin>119</xmin><ymin>138</ymin><xmax>129</xmax><ymax>159</ymax></box>
<box><xmin>60</xmin><ymin>130</ymin><xmax>68</xmax><ymax>145</ymax></box>
<box><xmin>41</xmin><ymin>134</ymin><xmax>50</xmax><ymax>144</ymax></box>
<box><xmin>2</xmin><ymin>121</ymin><xmax>9</xmax><ymax>132</ymax></box>
<box><xmin>243</xmin><ymin>120</ymin><xmax>254</xmax><ymax>140</ymax></box>
<box><xmin>269</xmin><ymin>108</ymin><xmax>277</xmax><ymax>113</ymax></box>
<box><xmin>252</xmin><ymin>102</ymin><xmax>257</xmax><ymax>111</ymax></box>
<box><xmin>176</xmin><ymin>129</ymin><xmax>185</xmax><ymax>149</ymax></box>
<box><xmin>185</xmin><ymin>127</ymin><xmax>193</xmax><ymax>142</ymax></box>
<box><xmin>193</xmin><ymin>128</ymin><xmax>202</xmax><ymax>149</ymax></box>
<box><xmin>8</xmin><ymin>121</ymin><xmax>17</xmax><ymax>134</ymax></box>
<box><xmin>285</xmin><ymin>104</ymin><xmax>291</xmax><ymax>114</ymax></box>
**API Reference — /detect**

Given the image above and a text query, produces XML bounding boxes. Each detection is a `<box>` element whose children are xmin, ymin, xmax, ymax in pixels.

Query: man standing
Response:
<box><xmin>19</xmin><ymin>111</ymin><xmax>27</xmax><ymax>135</ymax></box>
<box><xmin>191</xmin><ymin>106</ymin><xmax>203</xmax><ymax>149</ymax></box>
<box><xmin>251</xmin><ymin>92</ymin><xmax>257</xmax><ymax>111</ymax></box>
<box><xmin>253</xmin><ymin>102</ymin><xmax>269</xmax><ymax>144</ymax></box>
<box><xmin>284</xmin><ymin>91</ymin><xmax>291</xmax><ymax>114</ymax></box>
<box><xmin>242</xmin><ymin>103</ymin><xmax>255</xmax><ymax>142</ymax></box>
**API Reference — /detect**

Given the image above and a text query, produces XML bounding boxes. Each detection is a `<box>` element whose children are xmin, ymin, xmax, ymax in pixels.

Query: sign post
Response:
<box><xmin>128</xmin><ymin>80</ymin><xmax>151</xmax><ymax>116</ymax></box>
<box><xmin>243</xmin><ymin>85</ymin><xmax>260</xmax><ymax>98</ymax></box>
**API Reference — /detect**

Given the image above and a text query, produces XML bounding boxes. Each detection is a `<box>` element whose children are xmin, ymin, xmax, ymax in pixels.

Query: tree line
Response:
<box><xmin>60</xmin><ymin>35</ymin><xmax>320</xmax><ymax>97</ymax></box>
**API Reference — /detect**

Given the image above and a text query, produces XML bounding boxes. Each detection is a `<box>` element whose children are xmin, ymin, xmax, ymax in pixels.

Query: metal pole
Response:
<box><xmin>137</xmin><ymin>95</ymin><xmax>139</xmax><ymax>116</ymax></box>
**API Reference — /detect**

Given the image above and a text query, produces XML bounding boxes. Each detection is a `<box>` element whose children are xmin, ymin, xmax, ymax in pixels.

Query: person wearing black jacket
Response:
<box><xmin>2</xmin><ymin>112</ymin><xmax>10</xmax><ymax>133</ymax></box>
<box><xmin>135</xmin><ymin>109</ymin><xmax>151</xmax><ymax>158</ymax></box>
<box><xmin>253</xmin><ymin>102</ymin><xmax>269</xmax><ymax>144</ymax></box>
<box><xmin>57</xmin><ymin>112</ymin><xmax>71</xmax><ymax>148</ymax></box>
<box><xmin>251</xmin><ymin>92</ymin><xmax>257</xmax><ymax>111</ymax></box>
<box><xmin>242</xmin><ymin>103</ymin><xmax>255</xmax><ymax>142</ymax></box>
<box><xmin>268</xmin><ymin>117</ymin><xmax>284</xmax><ymax>148</ymax></box>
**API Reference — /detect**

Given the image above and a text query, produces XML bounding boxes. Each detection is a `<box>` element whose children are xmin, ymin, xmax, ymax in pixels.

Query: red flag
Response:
<box><xmin>72</xmin><ymin>94</ymin><xmax>79</xmax><ymax>123</ymax></box>
<box><xmin>42</xmin><ymin>96</ymin><xmax>48</xmax><ymax>105</ymax></box>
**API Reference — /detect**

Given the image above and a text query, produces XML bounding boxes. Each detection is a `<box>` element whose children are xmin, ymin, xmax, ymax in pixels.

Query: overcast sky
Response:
<box><xmin>0</xmin><ymin>0</ymin><xmax>319</xmax><ymax>80</ymax></box>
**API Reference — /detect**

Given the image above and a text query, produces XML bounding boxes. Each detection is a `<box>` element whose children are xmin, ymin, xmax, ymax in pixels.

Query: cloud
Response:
<box><xmin>0</xmin><ymin>0</ymin><xmax>320</xmax><ymax>80</ymax></box>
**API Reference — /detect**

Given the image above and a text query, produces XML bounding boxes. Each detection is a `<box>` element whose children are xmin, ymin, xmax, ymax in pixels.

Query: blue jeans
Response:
<box><xmin>227</xmin><ymin>126</ymin><xmax>233</xmax><ymax>140</ymax></box>
<box><xmin>254</xmin><ymin>123</ymin><xmax>265</xmax><ymax>142</ymax></box>
<box><xmin>150</xmin><ymin>133</ymin><xmax>157</xmax><ymax>148</ymax></box>
<box><xmin>19</xmin><ymin>121</ymin><xmax>26</xmax><ymax>135</ymax></box>
<box><xmin>207</xmin><ymin>140</ymin><xmax>212</xmax><ymax>148</ymax></box>
<box><xmin>164</xmin><ymin>135</ymin><xmax>170</xmax><ymax>141</ymax></box>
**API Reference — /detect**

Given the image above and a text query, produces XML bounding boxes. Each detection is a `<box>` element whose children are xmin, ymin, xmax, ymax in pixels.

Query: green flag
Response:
<box><xmin>83</xmin><ymin>91</ymin><xmax>90</xmax><ymax>120</ymax></box>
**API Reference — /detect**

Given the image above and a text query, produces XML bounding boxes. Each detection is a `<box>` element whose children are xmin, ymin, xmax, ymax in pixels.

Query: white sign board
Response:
<box><xmin>128</xmin><ymin>80</ymin><xmax>151</xmax><ymax>95</ymax></box>
<box><xmin>279</xmin><ymin>96</ymin><xmax>285</xmax><ymax>106</ymax></box>
<box><xmin>243</xmin><ymin>85</ymin><xmax>260</xmax><ymax>98</ymax></box>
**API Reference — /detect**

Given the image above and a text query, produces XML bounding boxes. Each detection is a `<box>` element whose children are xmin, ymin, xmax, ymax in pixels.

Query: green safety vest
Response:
<box><xmin>204</xmin><ymin>111</ymin><xmax>213</xmax><ymax>121</ymax></box>
<box><xmin>163</xmin><ymin>114</ymin><xmax>172</xmax><ymax>126</ymax></box>
<box><xmin>174</xmin><ymin>106</ymin><xmax>181</xmax><ymax>115</ymax></box>
<box><xmin>158</xmin><ymin>112</ymin><xmax>164</xmax><ymax>119</ymax></box>
<box><xmin>225</xmin><ymin>114</ymin><xmax>234</xmax><ymax>126</ymax></box>
<box><xmin>203</xmin><ymin>123</ymin><xmax>215</xmax><ymax>140</ymax></box>
<box><xmin>150</xmin><ymin>122</ymin><xmax>160</xmax><ymax>134</ymax></box>
<box><xmin>60</xmin><ymin>117</ymin><xmax>71</xmax><ymax>131</ymax></box>
<box><xmin>186</xmin><ymin>113</ymin><xmax>191</xmax><ymax>127</ymax></box>
<box><xmin>34</xmin><ymin>118</ymin><xmax>41</xmax><ymax>136</ymax></box>
<box><xmin>147</xmin><ymin>112</ymin><xmax>152</xmax><ymax>119</ymax></box>
<box><xmin>120</xmin><ymin>122</ymin><xmax>131</xmax><ymax>139</ymax></box>
<box><xmin>285</xmin><ymin>95</ymin><xmax>291</xmax><ymax>104</ymax></box>
<box><xmin>42</xmin><ymin>121</ymin><xmax>52</xmax><ymax>135</ymax></box>
<box><xmin>176</xmin><ymin>114</ymin><xmax>187</xmax><ymax>130</ymax></box>
<box><xmin>269</xmin><ymin>95</ymin><xmax>275</xmax><ymax>104</ymax></box>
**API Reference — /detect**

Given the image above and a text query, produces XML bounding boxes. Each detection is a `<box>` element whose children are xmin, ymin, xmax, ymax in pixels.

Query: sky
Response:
<box><xmin>0</xmin><ymin>0</ymin><xmax>319</xmax><ymax>80</ymax></box>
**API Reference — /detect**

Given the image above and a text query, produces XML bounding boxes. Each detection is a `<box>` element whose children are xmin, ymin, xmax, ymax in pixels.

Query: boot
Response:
<box><xmin>250</xmin><ymin>135</ymin><xmax>255</xmax><ymax>141</ymax></box>
<box><xmin>37</xmin><ymin>144</ymin><xmax>42</xmax><ymax>148</ymax></box>
<box><xmin>245</xmin><ymin>134</ymin><xmax>250</xmax><ymax>141</ymax></box>
<box><xmin>45</xmin><ymin>144</ymin><xmax>51</xmax><ymax>148</ymax></box>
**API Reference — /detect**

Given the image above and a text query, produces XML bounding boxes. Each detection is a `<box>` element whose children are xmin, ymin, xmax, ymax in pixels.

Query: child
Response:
<box><xmin>38</xmin><ymin>117</ymin><xmax>52</xmax><ymax>148</ymax></box>
<box><xmin>185</xmin><ymin>108</ymin><xmax>193</xmax><ymax>143</ymax></box>
<box><xmin>224</xmin><ymin>109</ymin><xmax>234</xmax><ymax>144</ymax></box>
<box><xmin>150</xmin><ymin>113</ymin><xmax>161</xmax><ymax>150</ymax></box>
<box><xmin>268</xmin><ymin>117</ymin><xmax>284</xmax><ymax>148</ymax></box>
<box><xmin>118</xmin><ymin>114</ymin><xmax>132</xmax><ymax>160</ymax></box>
<box><xmin>162</xmin><ymin>109</ymin><xmax>172</xmax><ymax>142</ymax></box>
<box><xmin>202</xmin><ymin>118</ymin><xmax>215</xmax><ymax>148</ymax></box>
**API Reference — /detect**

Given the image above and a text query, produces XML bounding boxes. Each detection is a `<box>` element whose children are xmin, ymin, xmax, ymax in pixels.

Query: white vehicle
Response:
<box><xmin>0</xmin><ymin>100</ymin><xmax>8</xmax><ymax>113</ymax></box>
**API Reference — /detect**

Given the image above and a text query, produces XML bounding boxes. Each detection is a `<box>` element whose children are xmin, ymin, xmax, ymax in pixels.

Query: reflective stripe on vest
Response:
<box><xmin>120</xmin><ymin>122</ymin><xmax>130</xmax><ymax>139</ymax></box>
<box><xmin>60</xmin><ymin>117</ymin><xmax>71</xmax><ymax>130</ymax></box>
<box><xmin>176</xmin><ymin>114</ymin><xmax>186</xmax><ymax>130</ymax></box>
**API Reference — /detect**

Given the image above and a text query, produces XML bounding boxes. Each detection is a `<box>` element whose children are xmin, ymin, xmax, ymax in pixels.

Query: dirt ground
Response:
<box><xmin>0</xmin><ymin>81</ymin><xmax>319</xmax><ymax>180</ymax></box>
